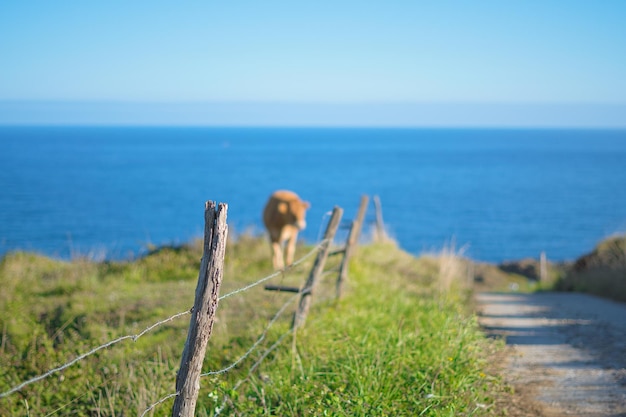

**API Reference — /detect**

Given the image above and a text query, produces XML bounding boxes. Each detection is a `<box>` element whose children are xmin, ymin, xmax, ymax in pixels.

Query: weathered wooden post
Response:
<box><xmin>336</xmin><ymin>195</ymin><xmax>369</xmax><ymax>299</ymax></box>
<box><xmin>293</xmin><ymin>206</ymin><xmax>343</xmax><ymax>329</ymax></box>
<box><xmin>373</xmin><ymin>195</ymin><xmax>387</xmax><ymax>242</ymax></box>
<box><xmin>540</xmin><ymin>251</ymin><xmax>548</xmax><ymax>283</ymax></box>
<box><xmin>172</xmin><ymin>201</ymin><xmax>228</xmax><ymax>417</ymax></box>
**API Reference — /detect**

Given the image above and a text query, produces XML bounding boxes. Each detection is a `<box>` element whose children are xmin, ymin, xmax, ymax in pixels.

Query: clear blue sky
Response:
<box><xmin>1</xmin><ymin>1</ymin><xmax>625</xmax><ymax>126</ymax></box>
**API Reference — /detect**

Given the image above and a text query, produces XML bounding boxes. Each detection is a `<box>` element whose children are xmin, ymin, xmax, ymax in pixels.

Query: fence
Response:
<box><xmin>1</xmin><ymin>195</ymin><xmax>379</xmax><ymax>416</ymax></box>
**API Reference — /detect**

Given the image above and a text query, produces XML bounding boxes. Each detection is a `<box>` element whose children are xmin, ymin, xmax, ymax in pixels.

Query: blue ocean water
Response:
<box><xmin>1</xmin><ymin>126</ymin><xmax>625</xmax><ymax>263</ymax></box>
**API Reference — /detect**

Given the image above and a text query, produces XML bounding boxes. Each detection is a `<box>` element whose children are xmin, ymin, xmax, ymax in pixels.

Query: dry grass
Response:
<box><xmin>419</xmin><ymin>241</ymin><xmax>473</xmax><ymax>293</ymax></box>
<box><xmin>555</xmin><ymin>235</ymin><xmax>626</xmax><ymax>302</ymax></box>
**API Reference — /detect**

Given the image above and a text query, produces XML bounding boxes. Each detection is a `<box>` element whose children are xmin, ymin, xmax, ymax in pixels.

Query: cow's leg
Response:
<box><xmin>285</xmin><ymin>233</ymin><xmax>298</xmax><ymax>266</ymax></box>
<box><xmin>271</xmin><ymin>241</ymin><xmax>285</xmax><ymax>270</ymax></box>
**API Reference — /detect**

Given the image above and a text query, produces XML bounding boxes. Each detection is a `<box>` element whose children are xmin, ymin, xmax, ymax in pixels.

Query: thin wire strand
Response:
<box><xmin>139</xmin><ymin>391</ymin><xmax>180</xmax><ymax>417</ymax></box>
<box><xmin>247</xmin><ymin>328</ymin><xmax>294</xmax><ymax>377</ymax></box>
<box><xmin>316</xmin><ymin>211</ymin><xmax>333</xmax><ymax>242</ymax></box>
<box><xmin>202</xmin><ymin>292</ymin><xmax>299</xmax><ymax>376</ymax></box>
<box><xmin>218</xmin><ymin>240</ymin><xmax>326</xmax><ymax>301</ymax></box>
<box><xmin>215</xmin><ymin>328</ymin><xmax>295</xmax><ymax>416</ymax></box>
<box><xmin>0</xmin><ymin>310</ymin><xmax>191</xmax><ymax>399</ymax></box>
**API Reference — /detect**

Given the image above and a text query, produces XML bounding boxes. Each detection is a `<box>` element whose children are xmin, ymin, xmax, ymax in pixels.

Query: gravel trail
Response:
<box><xmin>476</xmin><ymin>292</ymin><xmax>626</xmax><ymax>417</ymax></box>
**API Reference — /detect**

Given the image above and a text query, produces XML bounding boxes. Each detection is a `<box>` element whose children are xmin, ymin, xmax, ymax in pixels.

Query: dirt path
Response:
<box><xmin>476</xmin><ymin>292</ymin><xmax>626</xmax><ymax>417</ymax></box>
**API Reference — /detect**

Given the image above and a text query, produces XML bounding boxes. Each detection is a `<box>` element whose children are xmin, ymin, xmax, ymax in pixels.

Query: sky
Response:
<box><xmin>1</xmin><ymin>1</ymin><xmax>625</xmax><ymax>127</ymax></box>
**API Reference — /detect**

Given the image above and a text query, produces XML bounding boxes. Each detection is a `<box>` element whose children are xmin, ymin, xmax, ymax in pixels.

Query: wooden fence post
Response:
<box><xmin>336</xmin><ymin>195</ymin><xmax>369</xmax><ymax>299</ymax></box>
<box><xmin>293</xmin><ymin>206</ymin><xmax>343</xmax><ymax>329</ymax></box>
<box><xmin>172</xmin><ymin>201</ymin><xmax>228</xmax><ymax>417</ymax></box>
<box><xmin>540</xmin><ymin>251</ymin><xmax>547</xmax><ymax>283</ymax></box>
<box><xmin>373</xmin><ymin>195</ymin><xmax>387</xmax><ymax>242</ymax></box>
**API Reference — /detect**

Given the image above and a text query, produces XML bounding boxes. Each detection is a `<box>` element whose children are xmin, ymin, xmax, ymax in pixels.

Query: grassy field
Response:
<box><xmin>1</xmin><ymin>236</ymin><xmax>506</xmax><ymax>416</ymax></box>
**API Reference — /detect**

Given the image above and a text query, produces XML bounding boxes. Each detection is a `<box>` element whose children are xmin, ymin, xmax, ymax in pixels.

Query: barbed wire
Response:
<box><xmin>0</xmin><ymin>240</ymin><xmax>325</xmax><ymax>401</ymax></box>
<box><xmin>0</xmin><ymin>309</ymin><xmax>191</xmax><ymax>399</ymax></box>
<box><xmin>203</xmin><ymin>292</ymin><xmax>299</xmax><ymax>376</ymax></box>
<box><xmin>211</xmin><ymin>262</ymin><xmax>341</xmax><ymax>415</ymax></box>
<box><xmin>141</xmin><ymin>292</ymin><xmax>300</xmax><ymax>416</ymax></box>
<box><xmin>139</xmin><ymin>391</ymin><xmax>180</xmax><ymax>417</ymax></box>
<box><xmin>218</xmin><ymin>239</ymin><xmax>327</xmax><ymax>301</ymax></box>
<box><xmin>216</xmin><ymin>328</ymin><xmax>295</xmax><ymax>416</ymax></box>
<box><xmin>211</xmin><ymin>261</ymin><xmax>347</xmax><ymax>416</ymax></box>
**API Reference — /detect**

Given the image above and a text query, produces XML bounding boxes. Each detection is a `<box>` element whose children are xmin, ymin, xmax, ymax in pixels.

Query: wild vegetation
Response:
<box><xmin>0</xmin><ymin>234</ymin><xmax>507</xmax><ymax>416</ymax></box>
<box><xmin>554</xmin><ymin>234</ymin><xmax>626</xmax><ymax>302</ymax></box>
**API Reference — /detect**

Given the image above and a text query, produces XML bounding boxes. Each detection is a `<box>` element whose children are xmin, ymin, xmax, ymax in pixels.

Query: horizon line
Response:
<box><xmin>1</xmin><ymin>101</ymin><xmax>625</xmax><ymax>128</ymax></box>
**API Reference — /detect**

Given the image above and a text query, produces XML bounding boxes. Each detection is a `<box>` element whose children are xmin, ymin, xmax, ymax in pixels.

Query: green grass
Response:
<box><xmin>212</xmin><ymin>243</ymin><xmax>499</xmax><ymax>416</ymax></box>
<box><xmin>0</xmin><ymin>237</ymin><xmax>503</xmax><ymax>416</ymax></box>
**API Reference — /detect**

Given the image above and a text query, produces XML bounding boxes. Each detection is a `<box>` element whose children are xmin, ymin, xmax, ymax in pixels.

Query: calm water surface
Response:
<box><xmin>1</xmin><ymin>126</ymin><xmax>625</xmax><ymax>263</ymax></box>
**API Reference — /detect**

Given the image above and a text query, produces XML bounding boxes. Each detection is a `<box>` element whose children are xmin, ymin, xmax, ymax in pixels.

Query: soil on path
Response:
<box><xmin>476</xmin><ymin>292</ymin><xmax>626</xmax><ymax>417</ymax></box>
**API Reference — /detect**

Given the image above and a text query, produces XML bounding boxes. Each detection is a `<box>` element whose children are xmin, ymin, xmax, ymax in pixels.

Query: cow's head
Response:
<box><xmin>278</xmin><ymin>199</ymin><xmax>310</xmax><ymax>230</ymax></box>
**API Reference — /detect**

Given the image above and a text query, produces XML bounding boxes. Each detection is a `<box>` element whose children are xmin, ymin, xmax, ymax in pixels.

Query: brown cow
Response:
<box><xmin>263</xmin><ymin>190</ymin><xmax>310</xmax><ymax>270</ymax></box>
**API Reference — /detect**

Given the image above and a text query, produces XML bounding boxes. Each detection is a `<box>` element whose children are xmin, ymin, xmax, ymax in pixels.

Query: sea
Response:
<box><xmin>1</xmin><ymin>126</ymin><xmax>625</xmax><ymax>264</ymax></box>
